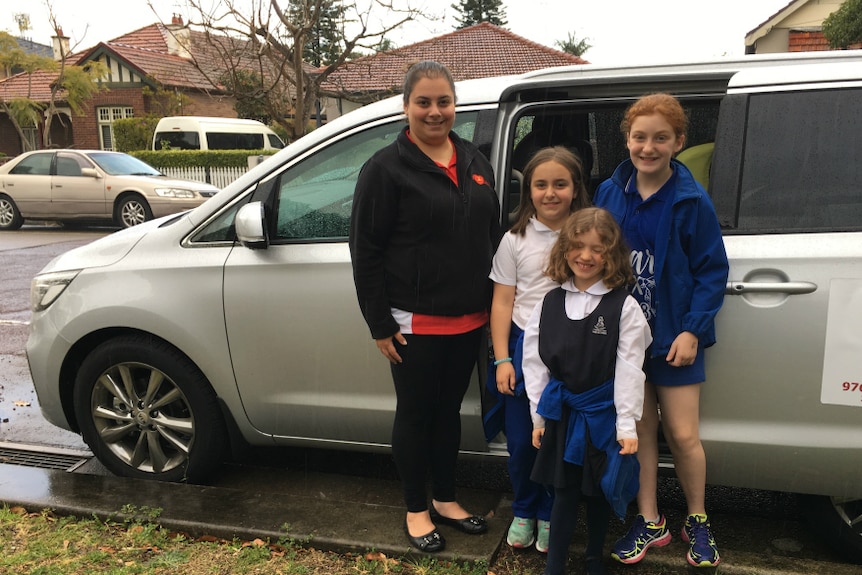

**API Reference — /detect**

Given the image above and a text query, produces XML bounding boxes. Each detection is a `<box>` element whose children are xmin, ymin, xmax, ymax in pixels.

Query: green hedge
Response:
<box><xmin>130</xmin><ymin>149</ymin><xmax>278</xmax><ymax>168</ymax></box>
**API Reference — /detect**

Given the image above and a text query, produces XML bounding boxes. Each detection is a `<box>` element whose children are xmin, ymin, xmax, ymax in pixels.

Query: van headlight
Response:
<box><xmin>31</xmin><ymin>270</ymin><xmax>80</xmax><ymax>312</ymax></box>
<box><xmin>154</xmin><ymin>187</ymin><xmax>197</xmax><ymax>198</ymax></box>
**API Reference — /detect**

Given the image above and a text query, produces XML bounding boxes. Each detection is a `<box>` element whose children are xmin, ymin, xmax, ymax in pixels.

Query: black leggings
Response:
<box><xmin>389</xmin><ymin>328</ymin><xmax>482</xmax><ymax>512</ymax></box>
<box><xmin>543</xmin><ymin>486</ymin><xmax>611</xmax><ymax>575</ymax></box>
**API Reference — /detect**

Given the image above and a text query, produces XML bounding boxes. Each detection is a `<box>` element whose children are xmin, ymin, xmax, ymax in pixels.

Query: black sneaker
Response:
<box><xmin>610</xmin><ymin>514</ymin><xmax>672</xmax><ymax>564</ymax></box>
<box><xmin>681</xmin><ymin>513</ymin><xmax>720</xmax><ymax>567</ymax></box>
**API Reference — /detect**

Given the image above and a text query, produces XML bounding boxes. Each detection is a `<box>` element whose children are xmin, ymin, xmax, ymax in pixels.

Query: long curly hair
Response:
<box><xmin>545</xmin><ymin>207</ymin><xmax>633</xmax><ymax>289</ymax></box>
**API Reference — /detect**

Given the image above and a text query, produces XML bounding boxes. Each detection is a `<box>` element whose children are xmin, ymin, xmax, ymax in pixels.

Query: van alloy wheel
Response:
<box><xmin>74</xmin><ymin>335</ymin><xmax>226</xmax><ymax>482</ymax></box>
<box><xmin>802</xmin><ymin>494</ymin><xmax>862</xmax><ymax>564</ymax></box>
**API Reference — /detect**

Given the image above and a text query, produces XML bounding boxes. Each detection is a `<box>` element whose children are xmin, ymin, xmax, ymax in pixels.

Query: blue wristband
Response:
<box><xmin>493</xmin><ymin>357</ymin><xmax>513</xmax><ymax>366</ymax></box>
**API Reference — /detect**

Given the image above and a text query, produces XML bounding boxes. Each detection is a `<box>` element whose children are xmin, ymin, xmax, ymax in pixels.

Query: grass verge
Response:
<box><xmin>0</xmin><ymin>504</ymin><xmax>492</xmax><ymax>575</ymax></box>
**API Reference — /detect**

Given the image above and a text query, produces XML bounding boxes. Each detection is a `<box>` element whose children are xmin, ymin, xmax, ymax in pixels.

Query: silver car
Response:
<box><xmin>0</xmin><ymin>149</ymin><xmax>219</xmax><ymax>230</ymax></box>
<box><xmin>26</xmin><ymin>53</ymin><xmax>862</xmax><ymax>561</ymax></box>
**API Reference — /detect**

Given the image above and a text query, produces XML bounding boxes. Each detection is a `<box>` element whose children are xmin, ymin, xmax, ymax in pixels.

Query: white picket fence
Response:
<box><xmin>160</xmin><ymin>166</ymin><xmax>249</xmax><ymax>189</ymax></box>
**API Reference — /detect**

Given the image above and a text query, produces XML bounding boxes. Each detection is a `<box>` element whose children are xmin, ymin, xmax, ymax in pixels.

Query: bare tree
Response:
<box><xmin>41</xmin><ymin>7</ymin><xmax>108</xmax><ymax>148</ymax></box>
<box><xmin>179</xmin><ymin>0</ymin><xmax>424</xmax><ymax>141</ymax></box>
<box><xmin>0</xmin><ymin>11</ymin><xmax>106</xmax><ymax>151</ymax></box>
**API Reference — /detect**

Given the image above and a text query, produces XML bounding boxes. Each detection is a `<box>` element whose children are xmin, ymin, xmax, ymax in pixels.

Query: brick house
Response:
<box><xmin>745</xmin><ymin>0</ymin><xmax>862</xmax><ymax>54</ymax></box>
<box><xmin>0</xmin><ymin>16</ymin><xmax>244</xmax><ymax>157</ymax></box>
<box><xmin>1</xmin><ymin>20</ymin><xmax>587</xmax><ymax>157</ymax></box>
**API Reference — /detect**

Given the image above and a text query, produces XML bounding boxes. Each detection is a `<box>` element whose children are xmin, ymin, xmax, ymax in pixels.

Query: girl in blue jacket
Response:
<box><xmin>593</xmin><ymin>93</ymin><xmax>729</xmax><ymax>569</ymax></box>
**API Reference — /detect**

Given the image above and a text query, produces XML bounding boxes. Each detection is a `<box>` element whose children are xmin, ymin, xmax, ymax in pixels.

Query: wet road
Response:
<box><xmin>0</xmin><ymin>224</ymin><xmax>113</xmax><ymax>450</ymax></box>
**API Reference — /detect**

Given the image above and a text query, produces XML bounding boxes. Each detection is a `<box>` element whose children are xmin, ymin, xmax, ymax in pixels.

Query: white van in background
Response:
<box><xmin>152</xmin><ymin>116</ymin><xmax>285</xmax><ymax>151</ymax></box>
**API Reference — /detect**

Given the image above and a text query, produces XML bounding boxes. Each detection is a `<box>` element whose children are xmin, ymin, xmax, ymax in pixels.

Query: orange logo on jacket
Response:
<box><xmin>472</xmin><ymin>174</ymin><xmax>486</xmax><ymax>185</ymax></box>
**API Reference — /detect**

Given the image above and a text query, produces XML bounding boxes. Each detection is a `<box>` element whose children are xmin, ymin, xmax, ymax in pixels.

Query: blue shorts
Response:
<box><xmin>644</xmin><ymin>346</ymin><xmax>705</xmax><ymax>386</ymax></box>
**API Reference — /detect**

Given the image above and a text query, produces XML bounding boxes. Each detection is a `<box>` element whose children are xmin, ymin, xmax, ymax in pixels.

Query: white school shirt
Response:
<box><xmin>489</xmin><ymin>218</ymin><xmax>561</xmax><ymax>330</ymax></box>
<box><xmin>522</xmin><ymin>278</ymin><xmax>652</xmax><ymax>440</ymax></box>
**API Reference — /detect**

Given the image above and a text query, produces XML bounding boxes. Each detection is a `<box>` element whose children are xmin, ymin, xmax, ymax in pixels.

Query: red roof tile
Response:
<box><xmin>0</xmin><ymin>68</ymin><xmax>65</xmax><ymax>102</ymax></box>
<box><xmin>107</xmin><ymin>41</ymin><xmax>222</xmax><ymax>90</ymax></box>
<box><xmin>322</xmin><ymin>22</ymin><xmax>587</xmax><ymax>99</ymax></box>
<box><xmin>0</xmin><ymin>22</ymin><xmax>271</xmax><ymax>100</ymax></box>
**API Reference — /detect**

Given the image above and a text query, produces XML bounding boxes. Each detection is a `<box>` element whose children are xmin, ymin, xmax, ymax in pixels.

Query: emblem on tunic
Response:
<box><xmin>592</xmin><ymin>316</ymin><xmax>608</xmax><ymax>335</ymax></box>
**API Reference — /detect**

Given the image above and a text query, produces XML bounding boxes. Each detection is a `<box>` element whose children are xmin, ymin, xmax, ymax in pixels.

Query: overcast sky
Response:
<box><xmin>2</xmin><ymin>0</ymin><xmax>792</xmax><ymax>65</ymax></box>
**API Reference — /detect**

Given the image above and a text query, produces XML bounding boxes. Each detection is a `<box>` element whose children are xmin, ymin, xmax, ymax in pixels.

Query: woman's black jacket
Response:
<box><xmin>349</xmin><ymin>127</ymin><xmax>500</xmax><ymax>339</ymax></box>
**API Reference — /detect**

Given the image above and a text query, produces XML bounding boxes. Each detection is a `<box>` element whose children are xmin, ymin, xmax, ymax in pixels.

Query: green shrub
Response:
<box><xmin>113</xmin><ymin>116</ymin><xmax>160</xmax><ymax>152</ymax></box>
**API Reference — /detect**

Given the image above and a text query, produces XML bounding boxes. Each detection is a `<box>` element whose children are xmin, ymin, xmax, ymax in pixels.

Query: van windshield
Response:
<box><xmin>268</xmin><ymin>133</ymin><xmax>285</xmax><ymax>149</ymax></box>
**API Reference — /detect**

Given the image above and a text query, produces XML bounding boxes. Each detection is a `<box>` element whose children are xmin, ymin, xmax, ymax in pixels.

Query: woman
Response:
<box><xmin>349</xmin><ymin>61</ymin><xmax>500</xmax><ymax>553</ymax></box>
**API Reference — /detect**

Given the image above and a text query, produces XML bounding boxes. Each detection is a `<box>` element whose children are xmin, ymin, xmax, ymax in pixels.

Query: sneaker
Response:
<box><xmin>681</xmin><ymin>514</ymin><xmax>720</xmax><ymax>567</ymax></box>
<box><xmin>506</xmin><ymin>517</ymin><xmax>535</xmax><ymax>548</ymax></box>
<box><xmin>535</xmin><ymin>519</ymin><xmax>551</xmax><ymax>553</ymax></box>
<box><xmin>610</xmin><ymin>514</ymin><xmax>672</xmax><ymax>564</ymax></box>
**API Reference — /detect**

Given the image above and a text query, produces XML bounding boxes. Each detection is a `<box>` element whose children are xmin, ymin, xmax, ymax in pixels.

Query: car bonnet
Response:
<box><xmin>35</xmin><ymin>218</ymin><xmax>163</xmax><ymax>275</ymax></box>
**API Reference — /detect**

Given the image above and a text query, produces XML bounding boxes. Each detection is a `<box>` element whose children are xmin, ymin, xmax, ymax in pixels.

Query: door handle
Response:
<box><xmin>726</xmin><ymin>281</ymin><xmax>817</xmax><ymax>295</ymax></box>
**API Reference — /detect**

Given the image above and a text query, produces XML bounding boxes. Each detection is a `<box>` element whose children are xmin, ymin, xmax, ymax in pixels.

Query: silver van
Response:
<box><xmin>28</xmin><ymin>51</ymin><xmax>862</xmax><ymax>561</ymax></box>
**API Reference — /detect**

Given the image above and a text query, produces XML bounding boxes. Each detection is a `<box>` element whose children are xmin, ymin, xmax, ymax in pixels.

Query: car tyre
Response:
<box><xmin>116</xmin><ymin>194</ymin><xmax>152</xmax><ymax>228</ymax></box>
<box><xmin>801</xmin><ymin>494</ymin><xmax>862</xmax><ymax>564</ymax></box>
<box><xmin>0</xmin><ymin>194</ymin><xmax>24</xmax><ymax>230</ymax></box>
<box><xmin>73</xmin><ymin>335</ymin><xmax>227</xmax><ymax>483</ymax></box>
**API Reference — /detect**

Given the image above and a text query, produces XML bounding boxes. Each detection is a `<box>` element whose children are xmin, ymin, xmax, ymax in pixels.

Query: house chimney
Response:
<box><xmin>52</xmin><ymin>27</ymin><xmax>70</xmax><ymax>61</ymax></box>
<box><xmin>165</xmin><ymin>13</ymin><xmax>191</xmax><ymax>59</ymax></box>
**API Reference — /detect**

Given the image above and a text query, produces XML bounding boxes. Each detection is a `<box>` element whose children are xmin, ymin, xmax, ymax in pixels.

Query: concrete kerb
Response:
<box><xmin>0</xmin><ymin>462</ymin><xmax>509</xmax><ymax>565</ymax></box>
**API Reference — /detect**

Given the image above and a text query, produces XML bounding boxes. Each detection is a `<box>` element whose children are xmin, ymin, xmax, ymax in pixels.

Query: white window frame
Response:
<box><xmin>21</xmin><ymin>126</ymin><xmax>38</xmax><ymax>151</ymax></box>
<box><xmin>97</xmin><ymin>106</ymin><xmax>135</xmax><ymax>151</ymax></box>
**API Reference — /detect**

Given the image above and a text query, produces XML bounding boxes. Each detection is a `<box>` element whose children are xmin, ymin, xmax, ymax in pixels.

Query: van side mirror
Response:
<box><xmin>236</xmin><ymin>201</ymin><xmax>269</xmax><ymax>249</ymax></box>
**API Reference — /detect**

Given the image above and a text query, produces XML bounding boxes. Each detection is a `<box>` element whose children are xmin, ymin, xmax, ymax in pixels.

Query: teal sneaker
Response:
<box><xmin>681</xmin><ymin>514</ymin><xmax>720</xmax><ymax>567</ymax></box>
<box><xmin>610</xmin><ymin>514</ymin><xmax>672</xmax><ymax>564</ymax></box>
<box><xmin>506</xmin><ymin>517</ymin><xmax>535</xmax><ymax>548</ymax></box>
<box><xmin>535</xmin><ymin>519</ymin><xmax>551</xmax><ymax>553</ymax></box>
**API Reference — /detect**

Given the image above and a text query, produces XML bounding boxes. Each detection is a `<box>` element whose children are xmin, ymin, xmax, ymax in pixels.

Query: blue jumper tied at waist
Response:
<box><xmin>537</xmin><ymin>377</ymin><xmax>640</xmax><ymax>519</ymax></box>
<box><xmin>482</xmin><ymin>325</ymin><xmax>524</xmax><ymax>442</ymax></box>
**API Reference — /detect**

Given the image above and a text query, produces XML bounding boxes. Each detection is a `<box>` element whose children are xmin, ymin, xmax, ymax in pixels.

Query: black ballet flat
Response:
<box><xmin>404</xmin><ymin>521</ymin><xmax>446</xmax><ymax>552</ymax></box>
<box><xmin>429</xmin><ymin>508</ymin><xmax>488</xmax><ymax>534</ymax></box>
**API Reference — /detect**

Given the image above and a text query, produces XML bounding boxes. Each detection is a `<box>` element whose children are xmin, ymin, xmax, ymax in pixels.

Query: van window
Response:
<box><xmin>504</xmin><ymin>99</ymin><xmax>722</xmax><ymax>221</ymax></box>
<box><xmin>154</xmin><ymin>131</ymin><xmax>200</xmax><ymax>150</ymax></box>
<box><xmin>273</xmin><ymin>112</ymin><xmax>480</xmax><ymax>242</ymax></box>
<box><xmin>735</xmin><ymin>88</ymin><xmax>862</xmax><ymax>233</ymax></box>
<box><xmin>207</xmin><ymin>132</ymin><xmax>265</xmax><ymax>150</ymax></box>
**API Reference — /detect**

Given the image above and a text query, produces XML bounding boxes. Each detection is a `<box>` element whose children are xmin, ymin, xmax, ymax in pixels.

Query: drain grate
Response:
<box><xmin>0</xmin><ymin>443</ymin><xmax>91</xmax><ymax>472</ymax></box>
